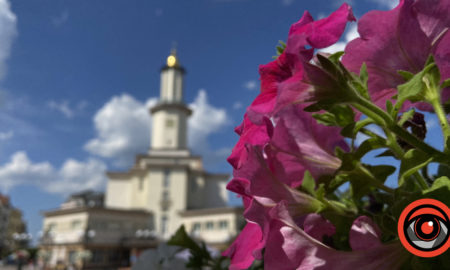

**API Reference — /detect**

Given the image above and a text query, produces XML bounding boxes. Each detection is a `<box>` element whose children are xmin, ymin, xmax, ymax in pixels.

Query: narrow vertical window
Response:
<box><xmin>161</xmin><ymin>216</ymin><xmax>168</xmax><ymax>235</ymax></box>
<box><xmin>139</xmin><ymin>178</ymin><xmax>144</xmax><ymax>191</ymax></box>
<box><xmin>163</xmin><ymin>169</ymin><xmax>170</xmax><ymax>188</ymax></box>
<box><xmin>162</xmin><ymin>190</ymin><xmax>169</xmax><ymax>201</ymax></box>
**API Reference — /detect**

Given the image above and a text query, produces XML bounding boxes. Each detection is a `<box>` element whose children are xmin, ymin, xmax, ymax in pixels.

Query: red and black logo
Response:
<box><xmin>398</xmin><ymin>198</ymin><xmax>450</xmax><ymax>257</ymax></box>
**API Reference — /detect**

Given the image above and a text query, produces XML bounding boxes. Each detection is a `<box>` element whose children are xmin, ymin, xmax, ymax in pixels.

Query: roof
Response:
<box><xmin>107</xmin><ymin>154</ymin><xmax>229</xmax><ymax>180</ymax></box>
<box><xmin>179</xmin><ymin>207</ymin><xmax>244</xmax><ymax>217</ymax></box>
<box><xmin>160</xmin><ymin>64</ymin><xmax>186</xmax><ymax>74</ymax></box>
<box><xmin>42</xmin><ymin>206</ymin><xmax>152</xmax><ymax>218</ymax></box>
<box><xmin>150</xmin><ymin>102</ymin><xmax>192</xmax><ymax>115</ymax></box>
<box><xmin>0</xmin><ymin>194</ymin><xmax>10</xmax><ymax>207</ymax></box>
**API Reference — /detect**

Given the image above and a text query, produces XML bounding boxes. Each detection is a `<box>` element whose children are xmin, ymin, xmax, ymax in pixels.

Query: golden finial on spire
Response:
<box><xmin>167</xmin><ymin>42</ymin><xmax>178</xmax><ymax>67</ymax></box>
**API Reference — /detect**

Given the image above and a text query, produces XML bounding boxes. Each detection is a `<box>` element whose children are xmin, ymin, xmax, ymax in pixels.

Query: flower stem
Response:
<box><xmin>383</xmin><ymin>128</ymin><xmax>429</xmax><ymax>189</ymax></box>
<box><xmin>430</xmin><ymin>97</ymin><xmax>450</xmax><ymax>152</ymax></box>
<box><xmin>352</xmin><ymin>94</ymin><xmax>449</xmax><ymax>164</ymax></box>
<box><xmin>356</xmin><ymin>163</ymin><xmax>395</xmax><ymax>194</ymax></box>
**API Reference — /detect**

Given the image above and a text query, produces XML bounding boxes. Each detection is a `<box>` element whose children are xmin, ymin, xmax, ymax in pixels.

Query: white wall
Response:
<box><xmin>203</xmin><ymin>175</ymin><xmax>229</xmax><ymax>208</ymax></box>
<box><xmin>105</xmin><ymin>178</ymin><xmax>132</xmax><ymax>209</ymax></box>
<box><xmin>151</xmin><ymin>109</ymin><xmax>188</xmax><ymax>149</ymax></box>
<box><xmin>43</xmin><ymin>212</ymin><xmax>89</xmax><ymax>244</ymax></box>
<box><xmin>182</xmin><ymin>212</ymin><xmax>242</xmax><ymax>244</ymax></box>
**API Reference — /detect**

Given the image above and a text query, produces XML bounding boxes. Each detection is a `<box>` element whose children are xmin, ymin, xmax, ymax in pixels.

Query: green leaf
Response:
<box><xmin>375</xmin><ymin>149</ymin><xmax>396</xmax><ymax>158</ymax></box>
<box><xmin>397</xmin><ymin>68</ymin><xmax>427</xmax><ymax>103</ymax></box>
<box><xmin>168</xmin><ymin>225</ymin><xmax>202</xmax><ymax>253</ymax></box>
<box><xmin>351</xmin><ymin>80</ymin><xmax>369</xmax><ymax>99</ymax></box>
<box><xmin>353</xmin><ymin>165</ymin><xmax>395</xmax><ymax>200</ymax></box>
<box><xmin>436</xmin><ymin>164</ymin><xmax>450</xmax><ymax>178</ymax></box>
<box><xmin>424</xmin><ymin>176</ymin><xmax>450</xmax><ymax>194</ymax></box>
<box><xmin>328</xmin><ymin>174</ymin><xmax>350</xmax><ymax>191</ymax></box>
<box><xmin>328</xmin><ymin>51</ymin><xmax>345</xmax><ymax>64</ymax></box>
<box><xmin>341</xmin><ymin>123</ymin><xmax>356</xmax><ymax>138</ymax></box>
<box><xmin>313</xmin><ymin>105</ymin><xmax>355</xmax><ymax>127</ymax></box>
<box><xmin>331</xmin><ymin>105</ymin><xmax>355</xmax><ymax>126</ymax></box>
<box><xmin>368</xmin><ymin>165</ymin><xmax>396</xmax><ymax>183</ymax></box>
<box><xmin>425</xmin><ymin>54</ymin><xmax>435</xmax><ymax>66</ymax></box>
<box><xmin>397</xmin><ymin>70</ymin><xmax>414</xmax><ymax>81</ymax></box>
<box><xmin>397</xmin><ymin>63</ymin><xmax>438</xmax><ymax>108</ymax></box>
<box><xmin>316</xmin><ymin>54</ymin><xmax>340</xmax><ymax>78</ymax></box>
<box><xmin>440</xmin><ymin>78</ymin><xmax>450</xmax><ymax>89</ymax></box>
<box><xmin>386</xmin><ymin>100</ymin><xmax>394</xmax><ymax>116</ymax></box>
<box><xmin>312</xmin><ymin>112</ymin><xmax>337</xmax><ymax>126</ymax></box>
<box><xmin>354</xmin><ymin>137</ymin><xmax>386</xmax><ymax>160</ymax></box>
<box><xmin>340</xmin><ymin>118</ymin><xmax>374</xmax><ymax>139</ymax></box>
<box><xmin>276</xmin><ymin>40</ymin><xmax>286</xmax><ymax>56</ymax></box>
<box><xmin>316</xmin><ymin>183</ymin><xmax>326</xmax><ymax>202</ymax></box>
<box><xmin>300</xmin><ymin>171</ymin><xmax>316</xmax><ymax>196</ymax></box>
<box><xmin>304</xmin><ymin>102</ymin><xmax>324</xmax><ymax>112</ymax></box>
<box><xmin>359</xmin><ymin>63</ymin><xmax>368</xmax><ymax>87</ymax></box>
<box><xmin>398</xmin><ymin>149</ymin><xmax>433</xmax><ymax>186</ymax></box>
<box><xmin>398</xmin><ymin>109</ymin><xmax>415</xmax><ymax>126</ymax></box>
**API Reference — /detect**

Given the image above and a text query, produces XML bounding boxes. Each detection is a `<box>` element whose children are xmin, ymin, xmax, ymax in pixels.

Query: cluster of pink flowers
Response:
<box><xmin>223</xmin><ymin>0</ymin><xmax>450</xmax><ymax>269</ymax></box>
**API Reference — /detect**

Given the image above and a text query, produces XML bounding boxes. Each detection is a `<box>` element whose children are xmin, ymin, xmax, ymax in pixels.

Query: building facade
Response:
<box><xmin>40</xmin><ymin>51</ymin><xmax>243</xmax><ymax>269</ymax></box>
<box><xmin>0</xmin><ymin>194</ymin><xmax>11</xmax><ymax>257</ymax></box>
<box><xmin>105</xmin><ymin>50</ymin><xmax>243</xmax><ymax>245</ymax></box>
<box><xmin>41</xmin><ymin>192</ymin><xmax>153</xmax><ymax>269</ymax></box>
<box><xmin>0</xmin><ymin>194</ymin><xmax>28</xmax><ymax>259</ymax></box>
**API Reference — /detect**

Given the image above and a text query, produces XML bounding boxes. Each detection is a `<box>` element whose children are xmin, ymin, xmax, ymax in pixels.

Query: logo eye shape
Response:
<box><xmin>406</xmin><ymin>209</ymin><xmax>448</xmax><ymax>250</ymax></box>
<box><xmin>398</xmin><ymin>198</ymin><xmax>450</xmax><ymax>257</ymax></box>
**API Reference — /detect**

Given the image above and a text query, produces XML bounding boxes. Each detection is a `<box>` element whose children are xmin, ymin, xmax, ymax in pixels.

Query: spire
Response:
<box><xmin>166</xmin><ymin>43</ymin><xmax>179</xmax><ymax>67</ymax></box>
<box><xmin>149</xmin><ymin>46</ymin><xmax>191</xmax><ymax>152</ymax></box>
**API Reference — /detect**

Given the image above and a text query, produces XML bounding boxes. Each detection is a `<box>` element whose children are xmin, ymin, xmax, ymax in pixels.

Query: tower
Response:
<box><xmin>150</xmin><ymin>49</ymin><xmax>192</xmax><ymax>155</ymax></box>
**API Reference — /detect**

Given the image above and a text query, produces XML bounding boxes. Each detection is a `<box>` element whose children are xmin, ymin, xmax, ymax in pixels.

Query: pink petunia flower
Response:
<box><xmin>342</xmin><ymin>0</ymin><xmax>450</xmax><ymax>110</ymax></box>
<box><xmin>263</xmin><ymin>202</ymin><xmax>408</xmax><ymax>270</ymax></box>
<box><xmin>224</xmin><ymin>4</ymin><xmax>355</xmax><ymax>269</ymax></box>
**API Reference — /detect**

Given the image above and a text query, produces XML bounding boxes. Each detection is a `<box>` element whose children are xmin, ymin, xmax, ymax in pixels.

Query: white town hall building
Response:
<box><xmin>40</xmin><ymin>50</ymin><xmax>243</xmax><ymax>269</ymax></box>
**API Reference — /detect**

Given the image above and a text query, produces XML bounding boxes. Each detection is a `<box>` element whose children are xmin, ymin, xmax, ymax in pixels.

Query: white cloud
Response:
<box><xmin>320</xmin><ymin>23</ymin><xmax>358</xmax><ymax>54</ymax></box>
<box><xmin>0</xmin><ymin>130</ymin><xmax>13</xmax><ymax>140</ymax></box>
<box><xmin>0</xmin><ymin>91</ymin><xmax>42</xmax><ymax>137</ymax></box>
<box><xmin>233</xmin><ymin>101</ymin><xmax>243</xmax><ymax>110</ymax></box>
<box><xmin>334</xmin><ymin>0</ymin><xmax>354</xmax><ymax>7</ymax></box>
<box><xmin>48</xmin><ymin>100</ymin><xmax>73</xmax><ymax>118</ymax></box>
<box><xmin>155</xmin><ymin>8</ymin><xmax>163</xmax><ymax>17</ymax></box>
<box><xmin>51</xmin><ymin>10</ymin><xmax>69</xmax><ymax>27</ymax></box>
<box><xmin>370</xmin><ymin>0</ymin><xmax>398</xmax><ymax>9</ymax></box>
<box><xmin>188</xmin><ymin>90</ymin><xmax>230</xmax><ymax>168</ymax></box>
<box><xmin>85</xmin><ymin>90</ymin><xmax>230</xmax><ymax>167</ymax></box>
<box><xmin>0</xmin><ymin>0</ymin><xmax>17</xmax><ymax>80</ymax></box>
<box><xmin>243</xmin><ymin>80</ymin><xmax>257</xmax><ymax>91</ymax></box>
<box><xmin>47</xmin><ymin>158</ymin><xmax>107</xmax><ymax>195</ymax></box>
<box><xmin>0</xmin><ymin>151</ymin><xmax>107</xmax><ymax>195</ymax></box>
<box><xmin>426</xmin><ymin>118</ymin><xmax>437</xmax><ymax>130</ymax></box>
<box><xmin>47</xmin><ymin>100</ymin><xmax>88</xmax><ymax>118</ymax></box>
<box><xmin>281</xmin><ymin>0</ymin><xmax>294</xmax><ymax>6</ymax></box>
<box><xmin>188</xmin><ymin>89</ymin><xmax>229</xmax><ymax>146</ymax></box>
<box><xmin>84</xmin><ymin>94</ymin><xmax>157</xmax><ymax>167</ymax></box>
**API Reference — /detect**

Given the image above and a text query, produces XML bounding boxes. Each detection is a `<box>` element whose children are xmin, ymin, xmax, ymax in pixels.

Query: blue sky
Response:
<box><xmin>3</xmin><ymin>0</ymin><xmax>442</xmax><ymax>245</ymax></box>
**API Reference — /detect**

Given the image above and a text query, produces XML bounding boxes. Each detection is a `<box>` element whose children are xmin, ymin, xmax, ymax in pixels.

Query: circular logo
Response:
<box><xmin>398</xmin><ymin>198</ymin><xmax>450</xmax><ymax>257</ymax></box>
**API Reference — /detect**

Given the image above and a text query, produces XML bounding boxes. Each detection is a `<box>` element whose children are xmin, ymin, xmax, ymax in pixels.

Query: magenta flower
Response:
<box><xmin>250</xmin><ymin>3</ymin><xmax>355</xmax><ymax>119</ymax></box>
<box><xmin>229</xmin><ymin>3</ymin><xmax>354</xmax><ymax>171</ymax></box>
<box><xmin>270</xmin><ymin>104</ymin><xmax>348</xmax><ymax>183</ymax></box>
<box><xmin>342</xmin><ymin>0</ymin><xmax>450</xmax><ymax>110</ymax></box>
<box><xmin>349</xmin><ymin>216</ymin><xmax>382</xmax><ymax>251</ymax></box>
<box><xmin>224</xmin><ymin>145</ymin><xmax>325</xmax><ymax>269</ymax></box>
<box><xmin>228</xmin><ymin>145</ymin><xmax>322</xmax><ymax>209</ymax></box>
<box><xmin>222</xmin><ymin>222</ymin><xmax>265</xmax><ymax>270</ymax></box>
<box><xmin>227</xmin><ymin>114</ymin><xmax>272</xmax><ymax>169</ymax></box>
<box><xmin>225</xmin><ymin>4</ymin><xmax>355</xmax><ymax>269</ymax></box>
<box><xmin>225</xmin><ymin>127</ymin><xmax>346</xmax><ymax>269</ymax></box>
<box><xmin>264</xmin><ymin>202</ymin><xmax>408</xmax><ymax>270</ymax></box>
